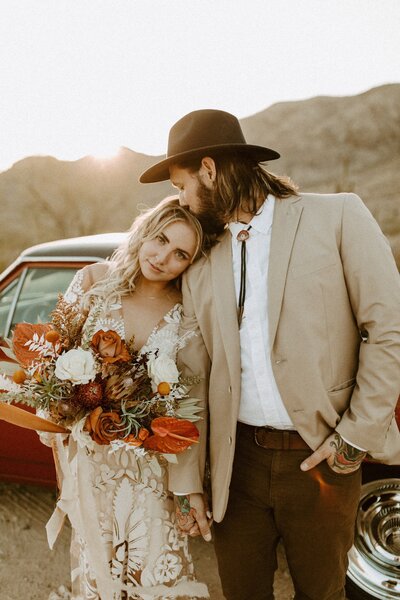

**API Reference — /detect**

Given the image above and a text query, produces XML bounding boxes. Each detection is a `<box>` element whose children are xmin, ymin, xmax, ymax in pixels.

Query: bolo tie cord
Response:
<box><xmin>237</xmin><ymin>225</ymin><xmax>251</xmax><ymax>326</ymax></box>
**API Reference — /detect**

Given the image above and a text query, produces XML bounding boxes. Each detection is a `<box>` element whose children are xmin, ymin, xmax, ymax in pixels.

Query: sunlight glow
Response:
<box><xmin>88</xmin><ymin>147</ymin><xmax>122</xmax><ymax>162</ymax></box>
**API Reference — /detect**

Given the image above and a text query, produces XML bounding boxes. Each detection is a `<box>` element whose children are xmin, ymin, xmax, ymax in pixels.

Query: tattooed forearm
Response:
<box><xmin>176</xmin><ymin>495</ymin><xmax>191</xmax><ymax>514</ymax></box>
<box><xmin>330</xmin><ymin>433</ymin><xmax>366</xmax><ymax>472</ymax></box>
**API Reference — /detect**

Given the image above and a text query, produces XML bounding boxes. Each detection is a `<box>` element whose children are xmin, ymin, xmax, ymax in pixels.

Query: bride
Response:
<box><xmin>42</xmin><ymin>197</ymin><xmax>209</xmax><ymax>600</ymax></box>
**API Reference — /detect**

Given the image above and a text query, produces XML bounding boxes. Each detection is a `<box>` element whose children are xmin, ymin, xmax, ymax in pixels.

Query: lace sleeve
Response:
<box><xmin>63</xmin><ymin>269</ymin><xmax>86</xmax><ymax>305</ymax></box>
<box><xmin>63</xmin><ymin>263</ymin><xmax>110</xmax><ymax>307</ymax></box>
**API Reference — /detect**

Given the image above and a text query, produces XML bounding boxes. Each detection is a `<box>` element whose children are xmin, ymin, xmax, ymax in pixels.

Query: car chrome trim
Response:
<box><xmin>0</xmin><ymin>257</ymin><xmax>105</xmax><ymax>286</ymax></box>
<box><xmin>5</xmin><ymin>268</ymin><xmax>28</xmax><ymax>338</ymax></box>
<box><xmin>347</xmin><ymin>478</ymin><xmax>400</xmax><ymax>599</ymax></box>
<box><xmin>16</xmin><ymin>255</ymin><xmax>108</xmax><ymax>264</ymax></box>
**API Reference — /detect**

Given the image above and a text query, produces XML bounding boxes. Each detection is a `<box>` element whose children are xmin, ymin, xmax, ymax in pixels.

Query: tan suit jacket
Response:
<box><xmin>169</xmin><ymin>192</ymin><xmax>400</xmax><ymax>522</ymax></box>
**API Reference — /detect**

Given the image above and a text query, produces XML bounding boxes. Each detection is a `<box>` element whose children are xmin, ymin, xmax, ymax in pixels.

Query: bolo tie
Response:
<box><xmin>237</xmin><ymin>225</ymin><xmax>252</xmax><ymax>326</ymax></box>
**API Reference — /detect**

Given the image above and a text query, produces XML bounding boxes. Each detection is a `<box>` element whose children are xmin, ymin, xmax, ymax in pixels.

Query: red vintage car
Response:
<box><xmin>0</xmin><ymin>234</ymin><xmax>399</xmax><ymax>600</ymax></box>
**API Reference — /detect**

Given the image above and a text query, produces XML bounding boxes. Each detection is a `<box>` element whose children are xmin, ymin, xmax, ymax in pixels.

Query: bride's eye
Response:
<box><xmin>175</xmin><ymin>250</ymin><xmax>189</xmax><ymax>261</ymax></box>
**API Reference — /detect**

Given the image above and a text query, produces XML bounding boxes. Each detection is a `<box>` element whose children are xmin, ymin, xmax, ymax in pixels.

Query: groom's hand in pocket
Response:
<box><xmin>175</xmin><ymin>493</ymin><xmax>213</xmax><ymax>541</ymax></box>
<box><xmin>300</xmin><ymin>431</ymin><xmax>366</xmax><ymax>474</ymax></box>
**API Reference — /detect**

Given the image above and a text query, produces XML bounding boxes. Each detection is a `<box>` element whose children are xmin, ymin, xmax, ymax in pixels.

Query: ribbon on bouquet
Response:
<box><xmin>47</xmin><ymin>435</ymin><xmax>119</xmax><ymax>600</ymax></box>
<box><xmin>0</xmin><ymin>402</ymin><xmax>68</xmax><ymax>433</ymax></box>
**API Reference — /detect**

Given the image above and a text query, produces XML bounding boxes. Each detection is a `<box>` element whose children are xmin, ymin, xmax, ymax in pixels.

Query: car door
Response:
<box><xmin>0</xmin><ymin>263</ymin><xmax>80</xmax><ymax>485</ymax></box>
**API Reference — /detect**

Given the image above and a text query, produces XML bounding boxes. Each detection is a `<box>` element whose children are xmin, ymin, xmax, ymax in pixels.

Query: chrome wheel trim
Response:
<box><xmin>347</xmin><ymin>478</ymin><xmax>400</xmax><ymax>599</ymax></box>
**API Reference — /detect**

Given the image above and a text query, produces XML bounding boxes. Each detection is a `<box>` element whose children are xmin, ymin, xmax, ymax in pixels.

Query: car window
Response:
<box><xmin>0</xmin><ymin>277</ymin><xmax>21</xmax><ymax>337</ymax></box>
<box><xmin>11</xmin><ymin>267</ymin><xmax>78</xmax><ymax>330</ymax></box>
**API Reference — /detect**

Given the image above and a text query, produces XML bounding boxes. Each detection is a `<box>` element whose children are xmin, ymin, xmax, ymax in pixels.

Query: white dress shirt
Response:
<box><xmin>228</xmin><ymin>196</ymin><xmax>295</xmax><ymax>429</ymax></box>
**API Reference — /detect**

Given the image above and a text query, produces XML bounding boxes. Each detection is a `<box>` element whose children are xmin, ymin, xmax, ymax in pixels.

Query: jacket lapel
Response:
<box><xmin>268</xmin><ymin>195</ymin><xmax>303</xmax><ymax>349</ymax></box>
<box><xmin>211</xmin><ymin>231</ymin><xmax>241</xmax><ymax>385</ymax></box>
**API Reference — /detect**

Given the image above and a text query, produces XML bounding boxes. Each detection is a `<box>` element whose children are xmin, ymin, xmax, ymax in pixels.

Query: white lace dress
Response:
<box><xmin>45</xmin><ymin>269</ymin><xmax>208</xmax><ymax>600</ymax></box>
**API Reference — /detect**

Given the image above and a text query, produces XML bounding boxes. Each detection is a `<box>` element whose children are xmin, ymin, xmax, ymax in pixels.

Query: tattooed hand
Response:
<box><xmin>175</xmin><ymin>495</ymin><xmax>196</xmax><ymax>530</ymax></box>
<box><xmin>327</xmin><ymin>433</ymin><xmax>367</xmax><ymax>473</ymax></box>
<box><xmin>174</xmin><ymin>493</ymin><xmax>213</xmax><ymax>541</ymax></box>
<box><xmin>300</xmin><ymin>432</ymin><xmax>366</xmax><ymax>474</ymax></box>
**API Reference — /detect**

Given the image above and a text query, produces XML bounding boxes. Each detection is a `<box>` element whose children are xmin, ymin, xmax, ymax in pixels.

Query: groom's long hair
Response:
<box><xmin>178</xmin><ymin>152</ymin><xmax>299</xmax><ymax>222</ymax></box>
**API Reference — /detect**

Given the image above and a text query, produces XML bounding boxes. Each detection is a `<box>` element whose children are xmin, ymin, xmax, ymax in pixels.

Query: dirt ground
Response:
<box><xmin>0</xmin><ymin>482</ymin><xmax>294</xmax><ymax>599</ymax></box>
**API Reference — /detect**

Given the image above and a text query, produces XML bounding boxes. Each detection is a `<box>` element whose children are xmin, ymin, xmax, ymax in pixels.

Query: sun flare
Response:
<box><xmin>87</xmin><ymin>146</ymin><xmax>121</xmax><ymax>161</ymax></box>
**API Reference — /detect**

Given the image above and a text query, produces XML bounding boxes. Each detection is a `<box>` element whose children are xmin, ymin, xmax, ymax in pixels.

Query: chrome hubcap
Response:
<box><xmin>347</xmin><ymin>478</ymin><xmax>400</xmax><ymax>598</ymax></box>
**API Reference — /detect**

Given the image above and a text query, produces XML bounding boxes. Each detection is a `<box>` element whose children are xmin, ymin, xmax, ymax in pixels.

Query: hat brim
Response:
<box><xmin>139</xmin><ymin>143</ymin><xmax>280</xmax><ymax>183</ymax></box>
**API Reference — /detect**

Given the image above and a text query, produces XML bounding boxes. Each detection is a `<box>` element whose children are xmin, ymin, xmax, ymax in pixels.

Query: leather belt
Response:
<box><xmin>238</xmin><ymin>422</ymin><xmax>310</xmax><ymax>451</ymax></box>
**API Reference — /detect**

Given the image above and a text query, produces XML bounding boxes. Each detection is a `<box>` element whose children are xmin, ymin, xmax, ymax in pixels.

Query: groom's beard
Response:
<box><xmin>192</xmin><ymin>178</ymin><xmax>226</xmax><ymax>235</ymax></box>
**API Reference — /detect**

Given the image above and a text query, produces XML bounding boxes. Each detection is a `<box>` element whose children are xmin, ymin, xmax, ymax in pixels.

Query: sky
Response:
<box><xmin>0</xmin><ymin>0</ymin><xmax>399</xmax><ymax>171</ymax></box>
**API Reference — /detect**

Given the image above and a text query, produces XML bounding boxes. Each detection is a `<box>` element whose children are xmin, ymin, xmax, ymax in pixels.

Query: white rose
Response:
<box><xmin>147</xmin><ymin>354</ymin><xmax>180</xmax><ymax>387</ymax></box>
<box><xmin>55</xmin><ymin>348</ymin><xmax>97</xmax><ymax>385</ymax></box>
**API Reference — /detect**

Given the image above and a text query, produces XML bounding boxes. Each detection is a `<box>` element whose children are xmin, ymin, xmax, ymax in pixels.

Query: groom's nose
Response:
<box><xmin>178</xmin><ymin>190</ymin><xmax>187</xmax><ymax>207</ymax></box>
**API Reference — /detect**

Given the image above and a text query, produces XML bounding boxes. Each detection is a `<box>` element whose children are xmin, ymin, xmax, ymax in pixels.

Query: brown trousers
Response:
<box><xmin>213</xmin><ymin>423</ymin><xmax>361</xmax><ymax>600</ymax></box>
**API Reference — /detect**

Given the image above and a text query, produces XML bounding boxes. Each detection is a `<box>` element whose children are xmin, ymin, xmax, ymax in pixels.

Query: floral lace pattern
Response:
<box><xmin>54</xmin><ymin>270</ymin><xmax>208</xmax><ymax>599</ymax></box>
<box><xmin>64</xmin><ymin>270</ymin><xmax>85</xmax><ymax>305</ymax></box>
<box><xmin>70</xmin><ymin>447</ymin><xmax>201</xmax><ymax>599</ymax></box>
<box><xmin>92</xmin><ymin>315</ymin><xmax>125</xmax><ymax>339</ymax></box>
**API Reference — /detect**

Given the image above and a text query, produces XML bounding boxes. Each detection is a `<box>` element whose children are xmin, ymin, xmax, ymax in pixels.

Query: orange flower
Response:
<box><xmin>143</xmin><ymin>417</ymin><xmax>199</xmax><ymax>454</ymax></box>
<box><xmin>12</xmin><ymin>369</ymin><xmax>27</xmax><ymax>384</ymax></box>
<box><xmin>125</xmin><ymin>428</ymin><xmax>149</xmax><ymax>447</ymax></box>
<box><xmin>84</xmin><ymin>406</ymin><xmax>126</xmax><ymax>445</ymax></box>
<box><xmin>157</xmin><ymin>382</ymin><xmax>171</xmax><ymax>396</ymax></box>
<box><xmin>12</xmin><ymin>323</ymin><xmax>53</xmax><ymax>368</ymax></box>
<box><xmin>45</xmin><ymin>330</ymin><xmax>60</xmax><ymax>344</ymax></box>
<box><xmin>91</xmin><ymin>330</ymin><xmax>131</xmax><ymax>363</ymax></box>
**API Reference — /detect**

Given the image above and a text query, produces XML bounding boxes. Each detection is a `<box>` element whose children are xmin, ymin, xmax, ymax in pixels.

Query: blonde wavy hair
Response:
<box><xmin>83</xmin><ymin>196</ymin><xmax>204</xmax><ymax>310</ymax></box>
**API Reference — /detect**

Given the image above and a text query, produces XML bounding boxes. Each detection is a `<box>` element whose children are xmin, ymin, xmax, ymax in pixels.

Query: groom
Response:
<box><xmin>139</xmin><ymin>109</ymin><xmax>400</xmax><ymax>599</ymax></box>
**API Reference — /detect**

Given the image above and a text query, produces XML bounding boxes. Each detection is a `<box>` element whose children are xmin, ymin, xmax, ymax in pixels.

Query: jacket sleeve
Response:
<box><xmin>335</xmin><ymin>193</ymin><xmax>400</xmax><ymax>452</ymax></box>
<box><xmin>168</xmin><ymin>270</ymin><xmax>210</xmax><ymax>494</ymax></box>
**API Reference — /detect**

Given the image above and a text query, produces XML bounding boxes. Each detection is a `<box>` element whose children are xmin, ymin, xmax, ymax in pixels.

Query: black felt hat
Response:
<box><xmin>139</xmin><ymin>109</ymin><xmax>280</xmax><ymax>183</ymax></box>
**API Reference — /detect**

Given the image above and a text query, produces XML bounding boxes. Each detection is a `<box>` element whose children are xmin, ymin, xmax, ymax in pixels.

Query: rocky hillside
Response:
<box><xmin>1</xmin><ymin>83</ymin><xmax>399</xmax><ymax>270</ymax></box>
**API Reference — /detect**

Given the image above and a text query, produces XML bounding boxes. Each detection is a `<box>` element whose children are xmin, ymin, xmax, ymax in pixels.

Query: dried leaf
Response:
<box><xmin>0</xmin><ymin>338</ymin><xmax>18</xmax><ymax>363</ymax></box>
<box><xmin>12</xmin><ymin>323</ymin><xmax>53</xmax><ymax>367</ymax></box>
<box><xmin>51</xmin><ymin>294</ymin><xmax>86</xmax><ymax>348</ymax></box>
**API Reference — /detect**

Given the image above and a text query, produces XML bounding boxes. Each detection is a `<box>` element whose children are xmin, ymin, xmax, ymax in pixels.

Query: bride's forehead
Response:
<box><xmin>161</xmin><ymin>220</ymin><xmax>194</xmax><ymax>238</ymax></box>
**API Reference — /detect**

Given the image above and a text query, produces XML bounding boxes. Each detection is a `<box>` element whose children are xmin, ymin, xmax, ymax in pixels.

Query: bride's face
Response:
<box><xmin>139</xmin><ymin>221</ymin><xmax>197</xmax><ymax>283</ymax></box>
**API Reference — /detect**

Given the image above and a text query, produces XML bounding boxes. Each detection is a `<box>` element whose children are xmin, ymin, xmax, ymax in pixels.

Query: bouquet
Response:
<box><xmin>0</xmin><ymin>294</ymin><xmax>201</xmax><ymax>456</ymax></box>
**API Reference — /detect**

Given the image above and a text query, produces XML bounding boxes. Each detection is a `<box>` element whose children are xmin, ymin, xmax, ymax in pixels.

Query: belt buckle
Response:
<box><xmin>254</xmin><ymin>426</ymin><xmax>275</xmax><ymax>450</ymax></box>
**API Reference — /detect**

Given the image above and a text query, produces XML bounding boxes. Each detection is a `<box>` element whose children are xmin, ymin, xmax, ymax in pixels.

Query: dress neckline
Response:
<box><xmin>114</xmin><ymin>300</ymin><xmax>182</xmax><ymax>351</ymax></box>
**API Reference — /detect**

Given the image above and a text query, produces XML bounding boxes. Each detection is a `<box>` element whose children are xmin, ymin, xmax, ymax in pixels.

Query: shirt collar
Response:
<box><xmin>228</xmin><ymin>195</ymin><xmax>275</xmax><ymax>239</ymax></box>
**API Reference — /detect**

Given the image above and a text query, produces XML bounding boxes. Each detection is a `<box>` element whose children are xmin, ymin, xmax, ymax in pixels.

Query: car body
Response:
<box><xmin>0</xmin><ymin>233</ymin><xmax>399</xmax><ymax>599</ymax></box>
